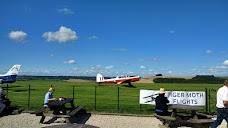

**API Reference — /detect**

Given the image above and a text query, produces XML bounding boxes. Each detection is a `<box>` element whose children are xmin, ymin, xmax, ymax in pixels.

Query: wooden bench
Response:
<box><xmin>32</xmin><ymin>106</ymin><xmax>86</xmax><ymax>124</ymax></box>
<box><xmin>31</xmin><ymin>107</ymin><xmax>69</xmax><ymax>123</ymax></box>
<box><xmin>32</xmin><ymin>108</ymin><xmax>45</xmax><ymax>116</ymax></box>
<box><xmin>68</xmin><ymin>106</ymin><xmax>85</xmax><ymax>116</ymax></box>
<box><xmin>50</xmin><ymin>114</ymin><xmax>71</xmax><ymax>123</ymax></box>
<box><xmin>30</xmin><ymin>108</ymin><xmax>50</xmax><ymax>123</ymax></box>
<box><xmin>154</xmin><ymin>114</ymin><xmax>176</xmax><ymax>127</ymax></box>
<box><xmin>67</xmin><ymin>106</ymin><xmax>85</xmax><ymax>123</ymax></box>
<box><xmin>154</xmin><ymin>114</ymin><xmax>176</xmax><ymax>121</ymax></box>
<box><xmin>188</xmin><ymin>118</ymin><xmax>214</xmax><ymax>128</ymax></box>
<box><xmin>196</xmin><ymin>112</ymin><xmax>214</xmax><ymax>119</ymax></box>
<box><xmin>154</xmin><ymin>114</ymin><xmax>196</xmax><ymax>128</ymax></box>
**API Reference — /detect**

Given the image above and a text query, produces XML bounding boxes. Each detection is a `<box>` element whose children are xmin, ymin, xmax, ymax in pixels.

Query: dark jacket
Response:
<box><xmin>155</xmin><ymin>93</ymin><xmax>169</xmax><ymax>111</ymax></box>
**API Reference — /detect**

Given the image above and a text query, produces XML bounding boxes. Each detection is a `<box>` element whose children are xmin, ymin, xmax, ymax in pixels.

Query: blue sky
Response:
<box><xmin>0</xmin><ymin>0</ymin><xmax>228</xmax><ymax>77</ymax></box>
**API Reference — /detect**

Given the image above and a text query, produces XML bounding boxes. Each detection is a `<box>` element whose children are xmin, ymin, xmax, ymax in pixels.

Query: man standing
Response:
<box><xmin>211</xmin><ymin>80</ymin><xmax>228</xmax><ymax>128</ymax></box>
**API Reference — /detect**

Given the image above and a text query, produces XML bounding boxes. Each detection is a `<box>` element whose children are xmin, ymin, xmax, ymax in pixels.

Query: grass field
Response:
<box><xmin>1</xmin><ymin>80</ymin><xmax>220</xmax><ymax>115</ymax></box>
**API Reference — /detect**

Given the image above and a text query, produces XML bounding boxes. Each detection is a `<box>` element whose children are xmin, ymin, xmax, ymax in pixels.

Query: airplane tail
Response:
<box><xmin>96</xmin><ymin>73</ymin><xmax>104</xmax><ymax>83</ymax></box>
<box><xmin>5</xmin><ymin>65</ymin><xmax>21</xmax><ymax>76</ymax></box>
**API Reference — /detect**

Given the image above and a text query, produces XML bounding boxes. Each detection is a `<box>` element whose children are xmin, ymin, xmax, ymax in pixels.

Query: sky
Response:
<box><xmin>0</xmin><ymin>0</ymin><xmax>228</xmax><ymax>77</ymax></box>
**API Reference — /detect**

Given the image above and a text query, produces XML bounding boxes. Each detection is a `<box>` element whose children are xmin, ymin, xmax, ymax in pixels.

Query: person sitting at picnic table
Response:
<box><xmin>44</xmin><ymin>86</ymin><xmax>56</xmax><ymax>108</ymax></box>
<box><xmin>155</xmin><ymin>88</ymin><xmax>171</xmax><ymax>116</ymax></box>
<box><xmin>44</xmin><ymin>86</ymin><xmax>66</xmax><ymax>114</ymax></box>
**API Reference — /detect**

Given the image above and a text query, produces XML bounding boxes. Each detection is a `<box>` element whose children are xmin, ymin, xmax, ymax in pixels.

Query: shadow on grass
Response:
<box><xmin>2</xmin><ymin>85</ymin><xmax>23</xmax><ymax>89</ymax></box>
<box><xmin>13</xmin><ymin>89</ymin><xmax>36</xmax><ymax>92</ymax></box>
<box><xmin>122</xmin><ymin>84</ymin><xmax>137</xmax><ymax>88</ymax></box>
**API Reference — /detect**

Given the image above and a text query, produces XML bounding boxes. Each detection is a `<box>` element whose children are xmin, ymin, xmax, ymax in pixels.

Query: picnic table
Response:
<box><xmin>33</xmin><ymin>98</ymin><xmax>86</xmax><ymax>124</ymax></box>
<box><xmin>44</xmin><ymin>124</ymin><xmax>98</xmax><ymax>128</ymax></box>
<box><xmin>155</xmin><ymin>104</ymin><xmax>214</xmax><ymax>128</ymax></box>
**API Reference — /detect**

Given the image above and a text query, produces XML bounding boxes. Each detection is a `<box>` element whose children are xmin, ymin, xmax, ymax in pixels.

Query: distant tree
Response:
<box><xmin>153</xmin><ymin>75</ymin><xmax>225</xmax><ymax>84</ymax></box>
<box><xmin>156</xmin><ymin>74</ymin><xmax>162</xmax><ymax>76</ymax></box>
<box><xmin>195</xmin><ymin>75</ymin><xmax>214</xmax><ymax>78</ymax></box>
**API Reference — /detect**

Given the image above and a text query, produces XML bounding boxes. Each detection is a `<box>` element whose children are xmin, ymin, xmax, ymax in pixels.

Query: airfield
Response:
<box><xmin>65</xmin><ymin>76</ymin><xmax>194</xmax><ymax>83</ymax></box>
<box><xmin>1</xmin><ymin>75</ymin><xmax>227</xmax><ymax>127</ymax></box>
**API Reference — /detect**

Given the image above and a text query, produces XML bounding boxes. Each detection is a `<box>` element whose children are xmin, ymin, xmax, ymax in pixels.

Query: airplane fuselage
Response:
<box><xmin>0</xmin><ymin>65</ymin><xmax>21</xmax><ymax>84</ymax></box>
<box><xmin>98</xmin><ymin>76</ymin><xmax>140</xmax><ymax>84</ymax></box>
<box><xmin>0</xmin><ymin>75</ymin><xmax>17</xmax><ymax>84</ymax></box>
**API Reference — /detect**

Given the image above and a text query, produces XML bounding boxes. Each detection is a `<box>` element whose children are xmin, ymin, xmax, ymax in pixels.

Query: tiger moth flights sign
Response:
<box><xmin>140</xmin><ymin>90</ymin><xmax>206</xmax><ymax>106</ymax></box>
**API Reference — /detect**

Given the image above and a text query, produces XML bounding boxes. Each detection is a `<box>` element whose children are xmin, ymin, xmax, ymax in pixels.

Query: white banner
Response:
<box><xmin>140</xmin><ymin>90</ymin><xmax>205</xmax><ymax>106</ymax></box>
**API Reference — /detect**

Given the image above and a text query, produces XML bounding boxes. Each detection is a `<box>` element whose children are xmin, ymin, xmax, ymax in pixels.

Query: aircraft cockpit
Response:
<box><xmin>116</xmin><ymin>75</ymin><xmax>129</xmax><ymax>78</ymax></box>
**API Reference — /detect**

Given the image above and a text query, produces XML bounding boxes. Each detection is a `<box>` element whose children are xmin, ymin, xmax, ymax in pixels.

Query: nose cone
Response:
<box><xmin>138</xmin><ymin>76</ymin><xmax>141</xmax><ymax>80</ymax></box>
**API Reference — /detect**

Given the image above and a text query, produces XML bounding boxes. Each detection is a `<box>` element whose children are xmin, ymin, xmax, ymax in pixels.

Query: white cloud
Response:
<box><xmin>43</xmin><ymin>26</ymin><xmax>77</xmax><ymax>43</ymax></box>
<box><xmin>140</xmin><ymin>66</ymin><xmax>146</xmax><ymax>69</ymax></box>
<box><xmin>8</xmin><ymin>31</ymin><xmax>27</xmax><ymax>42</ymax></box>
<box><xmin>88</xmin><ymin>36</ymin><xmax>98</xmax><ymax>40</ymax></box>
<box><xmin>216</xmin><ymin>66</ymin><xmax>227</xmax><ymax>69</ymax></box>
<box><xmin>169</xmin><ymin>30</ymin><xmax>175</xmax><ymax>34</ymax></box>
<box><xmin>112</xmin><ymin>48</ymin><xmax>127</xmax><ymax>51</ymax></box>
<box><xmin>96</xmin><ymin>64</ymin><xmax>102</xmax><ymax>69</ymax></box>
<box><xmin>223</xmin><ymin>60</ymin><xmax>228</xmax><ymax>66</ymax></box>
<box><xmin>105</xmin><ymin>66</ymin><xmax>114</xmax><ymax>70</ymax></box>
<box><xmin>206</xmin><ymin>50</ymin><xmax>213</xmax><ymax>54</ymax></box>
<box><xmin>138</xmin><ymin>58</ymin><xmax>160</xmax><ymax>62</ymax></box>
<box><xmin>50</xmin><ymin>54</ymin><xmax>54</xmax><ymax>57</ymax></box>
<box><xmin>58</xmin><ymin>8</ymin><xmax>74</xmax><ymax>15</ymax></box>
<box><xmin>64</xmin><ymin>59</ymin><xmax>76</xmax><ymax>64</ymax></box>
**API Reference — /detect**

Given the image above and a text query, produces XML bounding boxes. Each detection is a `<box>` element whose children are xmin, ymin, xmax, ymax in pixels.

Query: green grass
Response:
<box><xmin>1</xmin><ymin>80</ymin><xmax>220</xmax><ymax>115</ymax></box>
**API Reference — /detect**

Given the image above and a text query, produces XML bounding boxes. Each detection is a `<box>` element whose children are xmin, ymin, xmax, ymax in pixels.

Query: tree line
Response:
<box><xmin>153</xmin><ymin>75</ymin><xmax>225</xmax><ymax>84</ymax></box>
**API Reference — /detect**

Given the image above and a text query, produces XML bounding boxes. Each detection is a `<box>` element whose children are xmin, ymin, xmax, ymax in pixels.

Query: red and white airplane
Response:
<box><xmin>96</xmin><ymin>73</ymin><xmax>141</xmax><ymax>86</ymax></box>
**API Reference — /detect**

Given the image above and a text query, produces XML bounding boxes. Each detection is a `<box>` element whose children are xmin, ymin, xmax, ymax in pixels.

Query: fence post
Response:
<box><xmin>205</xmin><ymin>88</ymin><xmax>208</xmax><ymax>113</ymax></box>
<box><xmin>72</xmin><ymin>86</ymin><xmax>75</xmax><ymax>99</ymax></box>
<box><xmin>28</xmin><ymin>84</ymin><xmax>31</xmax><ymax>110</ymax></box>
<box><xmin>118</xmin><ymin>87</ymin><xmax>120</xmax><ymax>112</ymax></box>
<box><xmin>140</xmin><ymin>104</ymin><xmax>142</xmax><ymax>112</ymax></box>
<box><xmin>95</xmin><ymin>86</ymin><xmax>97</xmax><ymax>111</ymax></box>
<box><xmin>6</xmin><ymin>84</ymin><xmax>9</xmax><ymax>97</ymax></box>
<box><xmin>208</xmin><ymin>88</ymin><xmax>211</xmax><ymax>114</ymax></box>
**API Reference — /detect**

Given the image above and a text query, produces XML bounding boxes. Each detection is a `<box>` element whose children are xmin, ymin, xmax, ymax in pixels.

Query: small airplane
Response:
<box><xmin>96</xmin><ymin>73</ymin><xmax>141</xmax><ymax>86</ymax></box>
<box><xmin>0</xmin><ymin>65</ymin><xmax>21</xmax><ymax>84</ymax></box>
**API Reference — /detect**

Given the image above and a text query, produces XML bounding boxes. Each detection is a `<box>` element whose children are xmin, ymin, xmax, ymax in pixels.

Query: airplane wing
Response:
<box><xmin>117</xmin><ymin>82</ymin><xmax>122</xmax><ymax>84</ymax></box>
<box><xmin>120</xmin><ymin>79</ymin><xmax>131</xmax><ymax>84</ymax></box>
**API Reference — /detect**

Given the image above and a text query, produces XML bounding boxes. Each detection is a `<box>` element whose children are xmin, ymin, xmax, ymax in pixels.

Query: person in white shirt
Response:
<box><xmin>210</xmin><ymin>80</ymin><xmax>228</xmax><ymax>128</ymax></box>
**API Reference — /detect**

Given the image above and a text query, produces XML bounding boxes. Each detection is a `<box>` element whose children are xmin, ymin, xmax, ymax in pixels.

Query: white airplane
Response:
<box><xmin>96</xmin><ymin>73</ymin><xmax>141</xmax><ymax>86</ymax></box>
<box><xmin>0</xmin><ymin>65</ymin><xmax>21</xmax><ymax>84</ymax></box>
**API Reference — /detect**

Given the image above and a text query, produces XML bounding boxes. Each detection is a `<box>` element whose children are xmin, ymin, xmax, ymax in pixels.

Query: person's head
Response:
<box><xmin>159</xmin><ymin>88</ymin><xmax>165</xmax><ymax>95</ymax></box>
<box><xmin>224</xmin><ymin>80</ymin><xmax>228</xmax><ymax>87</ymax></box>
<box><xmin>48</xmin><ymin>87</ymin><xmax>54</xmax><ymax>93</ymax></box>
